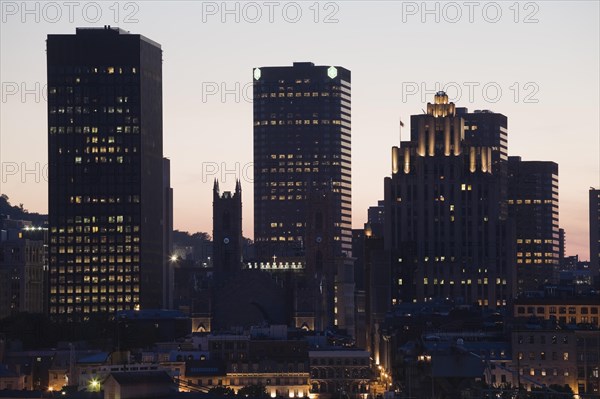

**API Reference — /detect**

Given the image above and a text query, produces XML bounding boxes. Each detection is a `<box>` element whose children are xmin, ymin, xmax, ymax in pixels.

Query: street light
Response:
<box><xmin>89</xmin><ymin>378</ymin><xmax>100</xmax><ymax>392</ymax></box>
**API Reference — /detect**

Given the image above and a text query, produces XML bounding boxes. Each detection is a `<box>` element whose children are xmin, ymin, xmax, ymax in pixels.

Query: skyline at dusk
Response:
<box><xmin>1</xmin><ymin>1</ymin><xmax>599</xmax><ymax>259</ymax></box>
<box><xmin>1</xmin><ymin>3</ymin><xmax>599</xmax><ymax>398</ymax></box>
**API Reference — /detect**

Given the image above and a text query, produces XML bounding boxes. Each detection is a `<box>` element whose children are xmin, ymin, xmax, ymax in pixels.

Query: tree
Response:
<box><xmin>237</xmin><ymin>384</ymin><xmax>268</xmax><ymax>398</ymax></box>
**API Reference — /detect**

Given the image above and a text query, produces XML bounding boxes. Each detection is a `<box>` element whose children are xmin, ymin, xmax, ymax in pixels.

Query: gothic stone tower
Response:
<box><xmin>212</xmin><ymin>180</ymin><xmax>243</xmax><ymax>279</ymax></box>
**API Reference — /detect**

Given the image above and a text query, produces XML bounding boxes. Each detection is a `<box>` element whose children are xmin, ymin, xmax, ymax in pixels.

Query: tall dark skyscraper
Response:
<box><xmin>590</xmin><ymin>188</ymin><xmax>600</xmax><ymax>279</ymax></box>
<box><xmin>47</xmin><ymin>27</ymin><xmax>165</xmax><ymax>319</ymax></box>
<box><xmin>252</xmin><ymin>62</ymin><xmax>351</xmax><ymax>259</ymax></box>
<box><xmin>251</xmin><ymin>62</ymin><xmax>354</xmax><ymax>334</ymax></box>
<box><xmin>507</xmin><ymin>157</ymin><xmax>559</xmax><ymax>293</ymax></box>
<box><xmin>384</xmin><ymin>92</ymin><xmax>515</xmax><ymax>309</ymax></box>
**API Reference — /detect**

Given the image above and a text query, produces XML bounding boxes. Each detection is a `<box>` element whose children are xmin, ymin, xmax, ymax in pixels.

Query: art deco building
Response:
<box><xmin>384</xmin><ymin>92</ymin><xmax>515</xmax><ymax>309</ymax></box>
<box><xmin>47</xmin><ymin>27</ymin><xmax>165</xmax><ymax>319</ymax></box>
<box><xmin>507</xmin><ymin>157</ymin><xmax>559</xmax><ymax>293</ymax></box>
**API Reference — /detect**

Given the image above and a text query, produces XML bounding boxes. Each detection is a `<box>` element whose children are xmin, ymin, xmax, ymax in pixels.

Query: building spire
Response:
<box><xmin>213</xmin><ymin>178</ymin><xmax>220</xmax><ymax>198</ymax></box>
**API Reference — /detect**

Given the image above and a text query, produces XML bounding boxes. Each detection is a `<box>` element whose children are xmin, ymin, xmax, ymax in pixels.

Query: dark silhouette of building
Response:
<box><xmin>384</xmin><ymin>92</ymin><xmax>515</xmax><ymax>309</ymax></box>
<box><xmin>0</xmin><ymin>221</ymin><xmax>46</xmax><ymax>319</ymax></box>
<box><xmin>209</xmin><ymin>181</ymin><xmax>289</xmax><ymax>331</ymax></box>
<box><xmin>590</xmin><ymin>188</ymin><xmax>600</xmax><ymax>279</ymax></box>
<box><xmin>367</xmin><ymin>201</ymin><xmax>385</xmax><ymax>237</ymax></box>
<box><xmin>163</xmin><ymin>158</ymin><xmax>174</xmax><ymax>309</ymax></box>
<box><xmin>507</xmin><ymin>157</ymin><xmax>559</xmax><ymax>294</ymax></box>
<box><xmin>297</xmin><ymin>190</ymin><xmax>355</xmax><ymax>333</ymax></box>
<box><xmin>252</xmin><ymin>62</ymin><xmax>352</xmax><ymax>260</ymax></box>
<box><xmin>251</xmin><ymin>62</ymin><xmax>355</xmax><ymax>336</ymax></box>
<box><xmin>212</xmin><ymin>180</ymin><xmax>243</xmax><ymax>278</ymax></box>
<box><xmin>559</xmin><ymin>227</ymin><xmax>566</xmax><ymax>269</ymax></box>
<box><xmin>47</xmin><ymin>27</ymin><xmax>166</xmax><ymax>318</ymax></box>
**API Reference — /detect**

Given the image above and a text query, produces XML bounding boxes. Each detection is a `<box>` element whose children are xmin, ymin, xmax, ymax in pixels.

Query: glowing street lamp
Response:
<box><xmin>89</xmin><ymin>378</ymin><xmax>100</xmax><ymax>391</ymax></box>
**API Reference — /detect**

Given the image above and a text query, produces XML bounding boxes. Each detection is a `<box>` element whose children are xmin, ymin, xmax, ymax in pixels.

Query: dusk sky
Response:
<box><xmin>1</xmin><ymin>1</ymin><xmax>598</xmax><ymax>258</ymax></box>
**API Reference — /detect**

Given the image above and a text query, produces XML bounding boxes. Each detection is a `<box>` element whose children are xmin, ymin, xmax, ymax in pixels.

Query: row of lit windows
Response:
<box><xmin>269</xmin><ymin>160</ymin><xmax>337</xmax><ymax>166</ymax></box>
<box><xmin>51</xmin><ymin>264</ymin><xmax>139</xmax><ymax>273</ymax></box>
<box><xmin>398</xmin><ymin>256</ymin><xmax>461</xmax><ymax>263</ymax></box>
<box><xmin>270</xmin><ymin>222</ymin><xmax>305</xmax><ymax>228</ymax></box>
<box><xmin>391</xmin><ymin>298</ymin><xmax>509</xmax><ymax>307</ymax></box>
<box><xmin>507</xmin><ymin>199</ymin><xmax>555</xmax><ymax>205</ymax></box>
<box><xmin>255</xmin><ymin>119</ymin><xmax>343</xmax><ymax>126</ymax></box>
<box><xmin>83</xmin><ymin>146</ymin><xmax>123</xmax><ymax>154</ymax></box>
<box><xmin>270</xmin><ymin>168</ymin><xmax>323</xmax><ymax>174</ymax></box>
<box><xmin>421</xmin><ymin>278</ymin><xmax>507</xmax><ymax>285</ymax></box>
<box><xmin>52</xmin><ymin>236</ymin><xmax>138</xmax><ymax>244</ymax></box>
<box><xmin>266</xmin><ymin>236</ymin><xmax>341</xmax><ymax>242</ymax></box>
<box><xmin>52</xmin><ymin>258</ymin><xmax>139</xmax><ymax>269</ymax></box>
<box><xmin>517</xmin><ymin>306</ymin><xmax>599</xmax><ymax>315</ymax></box>
<box><xmin>264</xmin><ymin>181</ymin><xmax>349</xmax><ymax>189</ymax></box>
<box><xmin>75</xmin><ymin>155</ymin><xmax>125</xmax><ymax>164</ymax></box>
<box><xmin>70</xmin><ymin>195</ymin><xmax>140</xmax><ymax>204</ymax></box>
<box><xmin>51</xmin><ymin>296</ymin><xmax>134</xmax><ymax>305</ymax></box>
<box><xmin>52</xmin><ymin>219</ymin><xmax>138</xmax><ymax>229</ymax></box>
<box><xmin>49</xmin><ymin>66</ymin><xmax>137</xmax><ymax>77</ymax></box>
<box><xmin>50</xmin><ymin>303</ymin><xmax>139</xmax><ymax>314</ymax></box>
<box><xmin>257</xmin><ymin>92</ymin><xmax>332</xmax><ymax>98</ymax></box>
<box><xmin>86</xmin><ymin>136</ymin><xmax>118</xmax><ymax>144</ymax></box>
<box><xmin>51</xmin><ymin>237</ymin><xmax>136</xmax><ymax>246</ymax></box>
<box><xmin>517</xmin><ymin>239</ymin><xmax>556</xmax><ymax>244</ymax></box>
<box><xmin>49</xmin><ymin>125</ymin><xmax>139</xmax><ymax>134</ymax></box>
<box><xmin>517</xmin><ymin>252</ymin><xmax>556</xmax><ymax>257</ymax></box>
<box><xmin>50</xmin><ymin>104</ymin><xmax>132</xmax><ymax>114</ymax></box>
<box><xmin>268</xmin><ymin>154</ymin><xmax>345</xmax><ymax>160</ymax></box>
<box><xmin>519</xmin><ymin>368</ymin><xmax>570</xmax><ymax>377</ymax></box>
<box><xmin>51</xmin><ymin>288</ymin><xmax>139</xmax><ymax>297</ymax></box>
<box><xmin>52</xmin><ymin>226</ymin><xmax>136</xmax><ymax>235</ymax></box>
<box><xmin>517</xmin><ymin>259</ymin><xmax>556</xmax><ymax>264</ymax></box>
<box><xmin>53</xmin><ymin>246</ymin><xmax>139</xmax><ymax>254</ymax></box>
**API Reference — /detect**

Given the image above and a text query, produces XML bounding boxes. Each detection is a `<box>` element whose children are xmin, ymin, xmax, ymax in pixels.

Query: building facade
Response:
<box><xmin>252</xmin><ymin>62</ymin><xmax>354</xmax><ymax>334</ymax></box>
<box><xmin>508</xmin><ymin>157</ymin><xmax>559</xmax><ymax>294</ymax></box>
<box><xmin>384</xmin><ymin>92</ymin><xmax>515</xmax><ymax>308</ymax></box>
<box><xmin>47</xmin><ymin>27</ymin><xmax>166</xmax><ymax>318</ymax></box>
<box><xmin>0</xmin><ymin>227</ymin><xmax>45</xmax><ymax>319</ymax></box>
<box><xmin>512</xmin><ymin>327</ymin><xmax>599</xmax><ymax>396</ymax></box>
<box><xmin>514</xmin><ymin>298</ymin><xmax>600</xmax><ymax>327</ymax></box>
<box><xmin>253</xmin><ymin>62</ymin><xmax>351</xmax><ymax>259</ymax></box>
